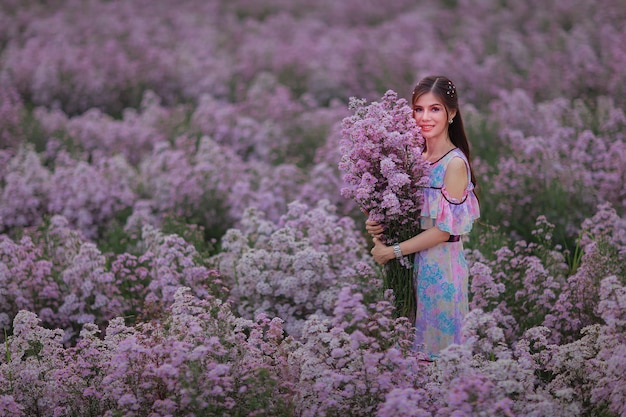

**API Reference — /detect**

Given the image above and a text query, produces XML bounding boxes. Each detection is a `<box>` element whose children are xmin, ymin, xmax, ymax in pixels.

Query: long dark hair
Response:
<box><xmin>411</xmin><ymin>75</ymin><xmax>478</xmax><ymax>191</ymax></box>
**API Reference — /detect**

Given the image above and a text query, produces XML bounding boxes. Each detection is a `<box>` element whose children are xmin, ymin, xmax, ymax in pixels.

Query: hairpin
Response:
<box><xmin>445</xmin><ymin>81</ymin><xmax>456</xmax><ymax>98</ymax></box>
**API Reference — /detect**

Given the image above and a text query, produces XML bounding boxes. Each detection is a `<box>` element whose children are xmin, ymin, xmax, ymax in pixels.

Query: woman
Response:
<box><xmin>366</xmin><ymin>75</ymin><xmax>480</xmax><ymax>360</ymax></box>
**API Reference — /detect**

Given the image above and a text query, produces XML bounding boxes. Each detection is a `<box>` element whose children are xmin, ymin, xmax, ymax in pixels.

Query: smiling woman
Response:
<box><xmin>366</xmin><ymin>75</ymin><xmax>480</xmax><ymax>361</ymax></box>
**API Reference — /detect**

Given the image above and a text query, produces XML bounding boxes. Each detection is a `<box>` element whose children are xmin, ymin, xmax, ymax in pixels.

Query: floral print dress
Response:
<box><xmin>413</xmin><ymin>148</ymin><xmax>480</xmax><ymax>359</ymax></box>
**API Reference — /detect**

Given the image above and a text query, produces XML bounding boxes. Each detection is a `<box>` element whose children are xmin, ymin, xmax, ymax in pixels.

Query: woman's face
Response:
<box><xmin>412</xmin><ymin>92</ymin><xmax>454</xmax><ymax>141</ymax></box>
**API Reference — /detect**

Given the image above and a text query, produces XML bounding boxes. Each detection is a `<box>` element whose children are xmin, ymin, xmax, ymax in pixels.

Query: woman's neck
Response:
<box><xmin>424</xmin><ymin>136</ymin><xmax>455</xmax><ymax>162</ymax></box>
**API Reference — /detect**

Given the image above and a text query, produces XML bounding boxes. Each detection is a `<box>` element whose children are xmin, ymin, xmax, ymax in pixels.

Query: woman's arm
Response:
<box><xmin>371</xmin><ymin>227</ymin><xmax>450</xmax><ymax>264</ymax></box>
<box><xmin>443</xmin><ymin>157</ymin><xmax>468</xmax><ymax>200</ymax></box>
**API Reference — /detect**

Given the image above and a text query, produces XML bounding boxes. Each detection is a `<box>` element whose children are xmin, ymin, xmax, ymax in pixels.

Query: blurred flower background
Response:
<box><xmin>0</xmin><ymin>0</ymin><xmax>625</xmax><ymax>415</ymax></box>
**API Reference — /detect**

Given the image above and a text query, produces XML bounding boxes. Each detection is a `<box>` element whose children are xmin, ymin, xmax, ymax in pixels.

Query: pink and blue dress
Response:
<box><xmin>413</xmin><ymin>147</ymin><xmax>480</xmax><ymax>359</ymax></box>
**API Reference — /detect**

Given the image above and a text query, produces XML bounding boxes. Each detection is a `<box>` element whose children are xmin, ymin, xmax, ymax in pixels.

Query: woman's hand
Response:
<box><xmin>365</xmin><ymin>219</ymin><xmax>384</xmax><ymax>240</ymax></box>
<box><xmin>371</xmin><ymin>237</ymin><xmax>393</xmax><ymax>265</ymax></box>
<box><xmin>366</xmin><ymin>219</ymin><xmax>393</xmax><ymax>264</ymax></box>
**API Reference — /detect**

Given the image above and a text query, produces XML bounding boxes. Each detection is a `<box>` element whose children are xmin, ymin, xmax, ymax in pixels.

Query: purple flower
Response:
<box><xmin>339</xmin><ymin>90</ymin><xmax>428</xmax><ymax>228</ymax></box>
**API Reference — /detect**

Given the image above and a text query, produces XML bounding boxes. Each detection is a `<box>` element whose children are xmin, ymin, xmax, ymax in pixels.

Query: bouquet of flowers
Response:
<box><xmin>338</xmin><ymin>90</ymin><xmax>430</xmax><ymax>320</ymax></box>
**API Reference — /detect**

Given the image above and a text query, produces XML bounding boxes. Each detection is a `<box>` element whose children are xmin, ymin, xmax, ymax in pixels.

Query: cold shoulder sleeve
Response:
<box><xmin>419</xmin><ymin>150</ymin><xmax>480</xmax><ymax>235</ymax></box>
<box><xmin>434</xmin><ymin>186</ymin><xmax>480</xmax><ymax>235</ymax></box>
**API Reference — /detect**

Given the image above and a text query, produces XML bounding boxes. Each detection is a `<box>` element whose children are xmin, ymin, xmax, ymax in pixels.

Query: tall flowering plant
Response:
<box><xmin>339</xmin><ymin>90</ymin><xmax>429</xmax><ymax>320</ymax></box>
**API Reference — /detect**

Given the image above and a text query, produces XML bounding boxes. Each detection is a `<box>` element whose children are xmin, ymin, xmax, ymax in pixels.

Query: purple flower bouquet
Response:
<box><xmin>339</xmin><ymin>90</ymin><xmax>430</xmax><ymax>320</ymax></box>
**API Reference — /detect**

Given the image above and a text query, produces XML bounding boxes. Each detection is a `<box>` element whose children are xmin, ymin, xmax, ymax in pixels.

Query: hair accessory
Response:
<box><xmin>445</xmin><ymin>81</ymin><xmax>456</xmax><ymax>98</ymax></box>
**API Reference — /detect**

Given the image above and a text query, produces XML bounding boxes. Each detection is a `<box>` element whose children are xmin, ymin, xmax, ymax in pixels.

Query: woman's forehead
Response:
<box><xmin>413</xmin><ymin>92</ymin><xmax>443</xmax><ymax>106</ymax></box>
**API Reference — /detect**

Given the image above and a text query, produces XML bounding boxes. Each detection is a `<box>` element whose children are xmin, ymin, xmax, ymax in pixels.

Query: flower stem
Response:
<box><xmin>383</xmin><ymin>224</ymin><xmax>418</xmax><ymax>323</ymax></box>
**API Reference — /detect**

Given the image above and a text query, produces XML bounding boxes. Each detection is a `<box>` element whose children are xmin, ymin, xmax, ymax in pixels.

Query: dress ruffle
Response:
<box><xmin>420</xmin><ymin>187</ymin><xmax>480</xmax><ymax>235</ymax></box>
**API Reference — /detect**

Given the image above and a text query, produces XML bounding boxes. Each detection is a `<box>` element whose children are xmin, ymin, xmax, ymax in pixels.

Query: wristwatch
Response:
<box><xmin>393</xmin><ymin>244</ymin><xmax>402</xmax><ymax>259</ymax></box>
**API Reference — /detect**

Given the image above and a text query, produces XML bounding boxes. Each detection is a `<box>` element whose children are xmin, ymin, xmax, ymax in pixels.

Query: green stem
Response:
<box><xmin>383</xmin><ymin>223</ymin><xmax>418</xmax><ymax>323</ymax></box>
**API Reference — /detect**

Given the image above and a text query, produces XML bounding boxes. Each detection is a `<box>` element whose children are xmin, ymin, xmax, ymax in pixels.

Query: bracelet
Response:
<box><xmin>393</xmin><ymin>244</ymin><xmax>402</xmax><ymax>259</ymax></box>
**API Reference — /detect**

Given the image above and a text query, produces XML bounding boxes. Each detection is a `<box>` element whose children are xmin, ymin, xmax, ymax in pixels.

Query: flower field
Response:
<box><xmin>1</xmin><ymin>0</ymin><xmax>625</xmax><ymax>415</ymax></box>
